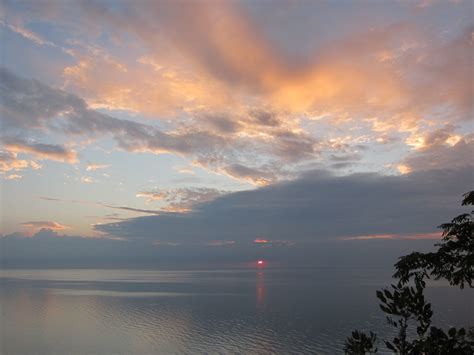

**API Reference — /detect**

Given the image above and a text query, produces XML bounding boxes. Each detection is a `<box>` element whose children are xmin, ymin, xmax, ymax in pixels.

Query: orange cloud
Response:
<box><xmin>55</xmin><ymin>3</ymin><xmax>473</xmax><ymax>185</ymax></box>
<box><xmin>86</xmin><ymin>163</ymin><xmax>110</xmax><ymax>171</ymax></box>
<box><xmin>20</xmin><ymin>221</ymin><xmax>70</xmax><ymax>234</ymax></box>
<box><xmin>136</xmin><ymin>188</ymin><xmax>225</xmax><ymax>212</ymax></box>
<box><xmin>340</xmin><ymin>232</ymin><xmax>441</xmax><ymax>241</ymax></box>
<box><xmin>4</xmin><ymin>174</ymin><xmax>22</xmax><ymax>180</ymax></box>
<box><xmin>4</xmin><ymin>141</ymin><xmax>78</xmax><ymax>163</ymax></box>
<box><xmin>64</xmin><ymin>14</ymin><xmax>410</xmax><ymax>121</ymax></box>
<box><xmin>0</xmin><ymin>152</ymin><xmax>29</xmax><ymax>172</ymax></box>
<box><xmin>3</xmin><ymin>2</ymin><xmax>471</xmax><ymax>185</ymax></box>
<box><xmin>63</xmin><ymin>50</ymin><xmax>233</xmax><ymax>116</ymax></box>
<box><xmin>0</xmin><ymin>151</ymin><xmax>42</xmax><ymax>174</ymax></box>
<box><xmin>63</xmin><ymin>5</ymin><xmax>473</xmax><ymax>154</ymax></box>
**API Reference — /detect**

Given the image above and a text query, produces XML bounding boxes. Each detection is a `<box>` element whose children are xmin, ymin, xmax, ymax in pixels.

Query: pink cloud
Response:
<box><xmin>340</xmin><ymin>232</ymin><xmax>441</xmax><ymax>241</ymax></box>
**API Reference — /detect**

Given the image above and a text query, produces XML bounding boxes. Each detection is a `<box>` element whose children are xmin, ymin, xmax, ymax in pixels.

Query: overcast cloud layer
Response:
<box><xmin>95</xmin><ymin>166</ymin><xmax>473</xmax><ymax>243</ymax></box>
<box><xmin>2</xmin><ymin>165</ymin><xmax>472</xmax><ymax>266</ymax></box>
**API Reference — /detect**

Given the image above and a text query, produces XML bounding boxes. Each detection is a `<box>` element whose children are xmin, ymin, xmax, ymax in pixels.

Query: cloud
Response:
<box><xmin>0</xmin><ymin>0</ymin><xmax>472</xmax><ymax>268</ymax></box>
<box><xmin>330</xmin><ymin>162</ymin><xmax>356</xmax><ymax>170</ymax></box>
<box><xmin>329</xmin><ymin>153</ymin><xmax>362</xmax><ymax>162</ymax></box>
<box><xmin>2</xmin><ymin>2</ymin><xmax>471</xmax><ymax>158</ymax></box>
<box><xmin>0</xmin><ymin>150</ymin><xmax>42</xmax><ymax>175</ymax></box>
<box><xmin>0</xmin><ymin>67</ymin><xmax>231</xmax><ymax>168</ymax></box>
<box><xmin>95</xmin><ymin>166</ymin><xmax>474</xmax><ymax>244</ymax></box>
<box><xmin>0</xmin><ymin>67</ymin><xmax>83</xmax><ymax>131</ymax></box>
<box><xmin>3</xmin><ymin>0</ymin><xmax>457</xmax><ymax>171</ymax></box>
<box><xmin>4</xmin><ymin>174</ymin><xmax>22</xmax><ymax>180</ymax></box>
<box><xmin>86</xmin><ymin>163</ymin><xmax>110</xmax><ymax>171</ymax></box>
<box><xmin>340</xmin><ymin>232</ymin><xmax>441</xmax><ymax>241</ymax></box>
<box><xmin>2</xmin><ymin>67</ymin><xmax>327</xmax><ymax>182</ymax></box>
<box><xmin>3</xmin><ymin>137</ymin><xmax>78</xmax><ymax>163</ymax></box>
<box><xmin>45</xmin><ymin>7</ymin><xmax>472</xmax><ymax>181</ymax></box>
<box><xmin>80</xmin><ymin>176</ymin><xmax>95</xmax><ymax>183</ymax></box>
<box><xmin>38</xmin><ymin>196</ymin><xmax>61</xmax><ymax>201</ymax></box>
<box><xmin>0</xmin><ymin>151</ymin><xmax>29</xmax><ymax>172</ymax></box>
<box><xmin>0</xmin><ymin>229</ymin><xmax>133</xmax><ymax>267</ymax></box>
<box><xmin>100</xmin><ymin>205</ymin><xmax>161</xmax><ymax>215</ymax></box>
<box><xmin>2</xmin><ymin>56</ymin><xmax>470</xmax><ymax>184</ymax></box>
<box><xmin>1</xmin><ymin>20</ymin><xmax>56</xmax><ymax>47</ymax></box>
<box><xmin>220</xmin><ymin>163</ymin><xmax>280</xmax><ymax>186</ymax></box>
<box><xmin>5</xmin><ymin>166</ymin><xmax>470</xmax><ymax>267</ymax></box>
<box><xmin>0</xmin><ymin>227</ymin><xmax>439</xmax><ymax>268</ymax></box>
<box><xmin>401</xmin><ymin>127</ymin><xmax>474</xmax><ymax>172</ymax></box>
<box><xmin>136</xmin><ymin>187</ymin><xmax>226</xmax><ymax>212</ymax></box>
<box><xmin>37</xmin><ymin>195</ymin><xmax>162</xmax><ymax>216</ymax></box>
<box><xmin>20</xmin><ymin>221</ymin><xmax>69</xmax><ymax>232</ymax></box>
<box><xmin>57</xmin><ymin>2</ymin><xmax>472</xmax><ymax>131</ymax></box>
<box><xmin>77</xmin><ymin>0</ymin><xmax>284</xmax><ymax>94</ymax></box>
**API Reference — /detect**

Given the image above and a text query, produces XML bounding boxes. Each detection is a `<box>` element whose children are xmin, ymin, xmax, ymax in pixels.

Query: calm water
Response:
<box><xmin>0</xmin><ymin>267</ymin><xmax>472</xmax><ymax>354</ymax></box>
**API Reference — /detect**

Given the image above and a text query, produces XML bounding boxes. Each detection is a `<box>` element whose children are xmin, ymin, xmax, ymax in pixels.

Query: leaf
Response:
<box><xmin>385</xmin><ymin>342</ymin><xmax>396</xmax><ymax>351</ymax></box>
<box><xmin>448</xmin><ymin>327</ymin><xmax>456</xmax><ymax>337</ymax></box>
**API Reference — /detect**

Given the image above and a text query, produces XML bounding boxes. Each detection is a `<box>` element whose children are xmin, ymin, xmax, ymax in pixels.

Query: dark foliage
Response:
<box><xmin>344</xmin><ymin>191</ymin><xmax>474</xmax><ymax>354</ymax></box>
<box><xmin>395</xmin><ymin>192</ymin><xmax>473</xmax><ymax>289</ymax></box>
<box><xmin>344</xmin><ymin>331</ymin><xmax>377</xmax><ymax>354</ymax></box>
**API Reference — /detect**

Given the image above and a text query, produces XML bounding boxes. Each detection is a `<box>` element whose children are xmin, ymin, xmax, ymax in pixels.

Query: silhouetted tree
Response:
<box><xmin>344</xmin><ymin>191</ymin><xmax>474</xmax><ymax>354</ymax></box>
<box><xmin>344</xmin><ymin>331</ymin><xmax>378</xmax><ymax>354</ymax></box>
<box><xmin>395</xmin><ymin>191</ymin><xmax>474</xmax><ymax>289</ymax></box>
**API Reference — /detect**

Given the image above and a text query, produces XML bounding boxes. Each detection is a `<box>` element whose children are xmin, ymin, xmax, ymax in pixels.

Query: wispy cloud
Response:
<box><xmin>81</xmin><ymin>176</ymin><xmax>95</xmax><ymax>184</ymax></box>
<box><xmin>4</xmin><ymin>174</ymin><xmax>22</xmax><ymax>180</ymax></box>
<box><xmin>136</xmin><ymin>187</ymin><xmax>227</xmax><ymax>211</ymax></box>
<box><xmin>1</xmin><ymin>20</ymin><xmax>56</xmax><ymax>47</ymax></box>
<box><xmin>339</xmin><ymin>232</ymin><xmax>441</xmax><ymax>241</ymax></box>
<box><xmin>60</xmin><ymin>2</ymin><xmax>473</xmax><ymax>130</ymax></box>
<box><xmin>20</xmin><ymin>220</ymin><xmax>70</xmax><ymax>232</ymax></box>
<box><xmin>0</xmin><ymin>151</ymin><xmax>29</xmax><ymax>172</ymax></box>
<box><xmin>38</xmin><ymin>195</ymin><xmax>162</xmax><ymax>215</ymax></box>
<box><xmin>0</xmin><ymin>67</ymin><xmax>320</xmax><ymax>183</ymax></box>
<box><xmin>3</xmin><ymin>138</ymin><xmax>78</xmax><ymax>163</ymax></box>
<box><xmin>101</xmin><ymin>205</ymin><xmax>161</xmax><ymax>215</ymax></box>
<box><xmin>86</xmin><ymin>163</ymin><xmax>110</xmax><ymax>171</ymax></box>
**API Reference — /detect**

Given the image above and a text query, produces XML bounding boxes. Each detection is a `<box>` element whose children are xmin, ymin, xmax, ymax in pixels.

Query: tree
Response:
<box><xmin>344</xmin><ymin>331</ymin><xmax>378</xmax><ymax>354</ymax></box>
<box><xmin>344</xmin><ymin>191</ymin><xmax>474</xmax><ymax>354</ymax></box>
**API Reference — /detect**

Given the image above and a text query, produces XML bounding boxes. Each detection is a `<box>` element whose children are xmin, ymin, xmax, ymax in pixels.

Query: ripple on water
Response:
<box><xmin>1</xmin><ymin>268</ymin><xmax>472</xmax><ymax>354</ymax></box>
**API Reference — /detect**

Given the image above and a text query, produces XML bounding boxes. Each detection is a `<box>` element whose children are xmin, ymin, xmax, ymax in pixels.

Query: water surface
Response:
<box><xmin>1</xmin><ymin>267</ymin><xmax>472</xmax><ymax>354</ymax></box>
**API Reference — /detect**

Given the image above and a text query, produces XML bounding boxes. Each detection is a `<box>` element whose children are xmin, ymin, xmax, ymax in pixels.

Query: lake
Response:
<box><xmin>0</xmin><ymin>267</ymin><xmax>472</xmax><ymax>354</ymax></box>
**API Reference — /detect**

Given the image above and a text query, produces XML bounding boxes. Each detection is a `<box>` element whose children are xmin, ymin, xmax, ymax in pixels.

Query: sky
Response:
<box><xmin>0</xmin><ymin>0</ymin><xmax>473</xmax><ymax>266</ymax></box>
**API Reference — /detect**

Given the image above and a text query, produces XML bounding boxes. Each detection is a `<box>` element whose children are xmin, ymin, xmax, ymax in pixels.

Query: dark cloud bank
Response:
<box><xmin>2</xmin><ymin>166</ymin><xmax>472</xmax><ymax>268</ymax></box>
